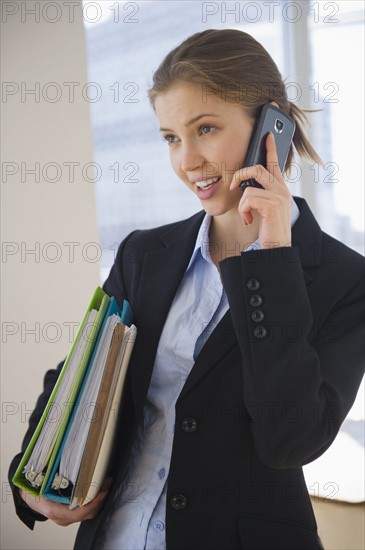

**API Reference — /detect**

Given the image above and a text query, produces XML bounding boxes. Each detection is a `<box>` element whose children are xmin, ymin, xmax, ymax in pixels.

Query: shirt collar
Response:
<box><xmin>186</xmin><ymin>211</ymin><xmax>213</xmax><ymax>271</ymax></box>
<box><xmin>186</xmin><ymin>196</ymin><xmax>300</xmax><ymax>271</ymax></box>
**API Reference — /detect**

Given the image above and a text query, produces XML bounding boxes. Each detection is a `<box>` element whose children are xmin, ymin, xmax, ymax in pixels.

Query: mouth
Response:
<box><xmin>195</xmin><ymin>176</ymin><xmax>220</xmax><ymax>189</ymax></box>
<box><xmin>194</xmin><ymin>176</ymin><xmax>221</xmax><ymax>199</ymax></box>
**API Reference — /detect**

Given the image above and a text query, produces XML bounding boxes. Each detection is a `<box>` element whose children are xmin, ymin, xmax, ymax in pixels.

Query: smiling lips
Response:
<box><xmin>195</xmin><ymin>176</ymin><xmax>221</xmax><ymax>189</ymax></box>
<box><xmin>194</xmin><ymin>176</ymin><xmax>222</xmax><ymax>199</ymax></box>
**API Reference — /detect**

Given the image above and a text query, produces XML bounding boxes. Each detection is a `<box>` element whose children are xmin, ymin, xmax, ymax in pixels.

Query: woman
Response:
<box><xmin>9</xmin><ymin>29</ymin><xmax>364</xmax><ymax>550</ymax></box>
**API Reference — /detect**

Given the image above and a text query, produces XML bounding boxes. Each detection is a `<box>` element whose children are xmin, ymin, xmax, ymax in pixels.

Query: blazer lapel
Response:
<box><xmin>129</xmin><ymin>196</ymin><xmax>323</xmax><ymax>410</ymax></box>
<box><xmin>129</xmin><ymin>211</ymin><xmax>205</xmax><ymax>412</ymax></box>
<box><xmin>178</xmin><ymin>309</ymin><xmax>238</xmax><ymax>399</ymax></box>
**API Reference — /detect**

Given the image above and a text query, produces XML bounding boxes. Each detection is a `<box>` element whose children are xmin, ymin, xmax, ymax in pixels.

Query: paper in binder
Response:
<box><xmin>12</xmin><ymin>287</ymin><xmax>136</xmax><ymax>508</ymax></box>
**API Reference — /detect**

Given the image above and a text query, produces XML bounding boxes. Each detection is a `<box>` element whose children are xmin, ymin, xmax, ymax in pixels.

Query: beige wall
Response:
<box><xmin>312</xmin><ymin>498</ymin><xmax>365</xmax><ymax>550</ymax></box>
<box><xmin>1</xmin><ymin>2</ymin><xmax>100</xmax><ymax>548</ymax></box>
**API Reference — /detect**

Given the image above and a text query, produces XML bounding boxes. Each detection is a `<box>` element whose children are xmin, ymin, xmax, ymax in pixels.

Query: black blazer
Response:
<box><xmin>9</xmin><ymin>197</ymin><xmax>365</xmax><ymax>550</ymax></box>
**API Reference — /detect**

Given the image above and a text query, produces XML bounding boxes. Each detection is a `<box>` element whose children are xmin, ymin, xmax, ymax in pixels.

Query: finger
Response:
<box><xmin>81</xmin><ymin>497</ymin><xmax>108</xmax><ymax>520</ymax></box>
<box><xmin>90</xmin><ymin>489</ymin><xmax>109</xmax><ymax>505</ymax></box>
<box><xmin>230</xmin><ymin>164</ymin><xmax>272</xmax><ymax>191</ymax></box>
<box><xmin>100</xmin><ymin>477</ymin><xmax>113</xmax><ymax>492</ymax></box>
<box><xmin>239</xmin><ymin>180</ymin><xmax>264</xmax><ymax>193</ymax></box>
<box><xmin>56</xmin><ymin>496</ymin><xmax>105</xmax><ymax>524</ymax></box>
<box><xmin>19</xmin><ymin>488</ymin><xmax>107</xmax><ymax>525</ymax></box>
<box><xmin>237</xmin><ymin>186</ymin><xmax>277</xmax><ymax>226</ymax></box>
<box><xmin>239</xmin><ymin>194</ymin><xmax>287</xmax><ymax>222</ymax></box>
<box><xmin>238</xmin><ymin>192</ymin><xmax>272</xmax><ymax>225</ymax></box>
<box><xmin>77</xmin><ymin>482</ymin><xmax>111</xmax><ymax>511</ymax></box>
<box><xmin>239</xmin><ymin>206</ymin><xmax>253</xmax><ymax>226</ymax></box>
<box><xmin>265</xmin><ymin>132</ymin><xmax>284</xmax><ymax>183</ymax></box>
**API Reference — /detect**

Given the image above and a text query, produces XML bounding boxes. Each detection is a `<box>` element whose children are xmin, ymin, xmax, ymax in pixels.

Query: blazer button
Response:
<box><xmin>251</xmin><ymin>310</ymin><xmax>265</xmax><ymax>323</ymax></box>
<box><xmin>170</xmin><ymin>494</ymin><xmax>187</xmax><ymax>510</ymax></box>
<box><xmin>254</xmin><ymin>326</ymin><xmax>267</xmax><ymax>339</ymax></box>
<box><xmin>250</xmin><ymin>294</ymin><xmax>263</xmax><ymax>307</ymax></box>
<box><xmin>181</xmin><ymin>417</ymin><xmax>198</xmax><ymax>432</ymax></box>
<box><xmin>247</xmin><ymin>278</ymin><xmax>260</xmax><ymax>291</ymax></box>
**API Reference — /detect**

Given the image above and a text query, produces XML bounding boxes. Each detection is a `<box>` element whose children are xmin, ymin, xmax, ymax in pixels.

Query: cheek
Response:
<box><xmin>224</xmin><ymin>139</ymin><xmax>251</xmax><ymax>172</ymax></box>
<box><xmin>169</xmin><ymin>150</ymin><xmax>180</xmax><ymax>175</ymax></box>
<box><xmin>170</xmin><ymin>150</ymin><xmax>189</xmax><ymax>184</ymax></box>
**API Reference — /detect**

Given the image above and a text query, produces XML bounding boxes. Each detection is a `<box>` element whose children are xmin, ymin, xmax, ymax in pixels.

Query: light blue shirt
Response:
<box><xmin>101</xmin><ymin>200</ymin><xmax>300</xmax><ymax>550</ymax></box>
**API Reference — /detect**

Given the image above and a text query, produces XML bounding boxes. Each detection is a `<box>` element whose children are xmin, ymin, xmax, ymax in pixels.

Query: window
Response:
<box><xmin>308</xmin><ymin>0</ymin><xmax>364</xmax><ymax>254</ymax></box>
<box><xmin>83</xmin><ymin>2</ymin><xmax>364</xmax><ymax>281</ymax></box>
<box><xmin>83</xmin><ymin>1</ymin><xmax>286</xmax><ymax>280</ymax></box>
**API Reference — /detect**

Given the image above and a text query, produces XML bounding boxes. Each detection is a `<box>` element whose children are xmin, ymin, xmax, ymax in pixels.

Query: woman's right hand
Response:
<box><xmin>19</xmin><ymin>479</ymin><xmax>111</xmax><ymax>526</ymax></box>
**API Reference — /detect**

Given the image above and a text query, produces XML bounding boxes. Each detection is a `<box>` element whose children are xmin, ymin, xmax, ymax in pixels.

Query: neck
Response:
<box><xmin>209</xmin><ymin>209</ymin><xmax>260</xmax><ymax>260</ymax></box>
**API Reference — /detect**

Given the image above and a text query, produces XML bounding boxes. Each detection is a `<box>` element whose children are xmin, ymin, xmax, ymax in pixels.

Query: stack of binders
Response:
<box><xmin>12</xmin><ymin>286</ymin><xmax>137</xmax><ymax>508</ymax></box>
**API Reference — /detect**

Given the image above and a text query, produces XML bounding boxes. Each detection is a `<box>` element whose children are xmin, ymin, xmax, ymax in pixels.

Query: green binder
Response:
<box><xmin>12</xmin><ymin>286</ymin><xmax>110</xmax><ymax>497</ymax></box>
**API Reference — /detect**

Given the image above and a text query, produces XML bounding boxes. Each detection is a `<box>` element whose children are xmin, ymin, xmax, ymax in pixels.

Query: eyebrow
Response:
<box><xmin>159</xmin><ymin>113</ymin><xmax>221</xmax><ymax>132</ymax></box>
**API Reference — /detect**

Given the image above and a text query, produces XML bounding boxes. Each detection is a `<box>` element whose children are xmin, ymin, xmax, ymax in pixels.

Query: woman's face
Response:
<box><xmin>154</xmin><ymin>81</ymin><xmax>255</xmax><ymax>217</ymax></box>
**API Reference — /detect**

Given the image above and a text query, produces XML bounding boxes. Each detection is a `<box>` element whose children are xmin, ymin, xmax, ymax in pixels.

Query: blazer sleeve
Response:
<box><xmin>8</xmin><ymin>360</ymin><xmax>65</xmax><ymax>529</ymax></box>
<box><xmin>8</xmin><ymin>233</ymin><xmax>131</xmax><ymax>529</ymax></box>
<box><xmin>220</xmin><ymin>245</ymin><xmax>365</xmax><ymax>469</ymax></box>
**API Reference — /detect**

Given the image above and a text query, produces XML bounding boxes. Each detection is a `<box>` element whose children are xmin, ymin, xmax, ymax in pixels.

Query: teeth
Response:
<box><xmin>195</xmin><ymin>177</ymin><xmax>220</xmax><ymax>189</ymax></box>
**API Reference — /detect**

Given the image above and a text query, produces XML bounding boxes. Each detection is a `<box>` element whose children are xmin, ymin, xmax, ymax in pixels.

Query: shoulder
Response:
<box><xmin>321</xmin><ymin>230</ymin><xmax>364</xmax><ymax>265</ymax></box>
<box><xmin>293</xmin><ymin>196</ymin><xmax>364</xmax><ymax>273</ymax></box>
<box><xmin>108</xmin><ymin>209</ymin><xmax>204</xmax><ymax>282</ymax></box>
<box><xmin>104</xmin><ymin>209</ymin><xmax>205</xmax><ymax>304</ymax></box>
<box><xmin>319</xmin><ymin>232</ymin><xmax>364</xmax><ymax>306</ymax></box>
<box><xmin>119</xmin><ymin>210</ymin><xmax>205</xmax><ymax>256</ymax></box>
<box><xmin>288</xmin><ymin>196</ymin><xmax>364</xmax><ymax>309</ymax></box>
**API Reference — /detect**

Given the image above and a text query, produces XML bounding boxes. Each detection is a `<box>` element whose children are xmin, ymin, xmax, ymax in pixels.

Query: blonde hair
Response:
<box><xmin>148</xmin><ymin>29</ymin><xmax>322</xmax><ymax>172</ymax></box>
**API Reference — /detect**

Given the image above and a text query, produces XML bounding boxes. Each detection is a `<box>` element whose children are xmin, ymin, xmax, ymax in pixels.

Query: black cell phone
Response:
<box><xmin>239</xmin><ymin>104</ymin><xmax>295</xmax><ymax>191</ymax></box>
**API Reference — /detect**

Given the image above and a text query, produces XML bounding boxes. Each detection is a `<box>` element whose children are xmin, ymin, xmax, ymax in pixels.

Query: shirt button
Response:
<box><xmin>247</xmin><ymin>278</ymin><xmax>260</xmax><ymax>291</ymax></box>
<box><xmin>254</xmin><ymin>326</ymin><xmax>267</xmax><ymax>339</ymax></box>
<box><xmin>170</xmin><ymin>493</ymin><xmax>187</xmax><ymax>510</ymax></box>
<box><xmin>154</xmin><ymin>520</ymin><xmax>165</xmax><ymax>532</ymax></box>
<box><xmin>181</xmin><ymin>417</ymin><xmax>198</xmax><ymax>432</ymax></box>
<box><xmin>158</xmin><ymin>467</ymin><xmax>166</xmax><ymax>480</ymax></box>
<box><xmin>251</xmin><ymin>310</ymin><xmax>265</xmax><ymax>323</ymax></box>
<box><xmin>250</xmin><ymin>294</ymin><xmax>263</xmax><ymax>307</ymax></box>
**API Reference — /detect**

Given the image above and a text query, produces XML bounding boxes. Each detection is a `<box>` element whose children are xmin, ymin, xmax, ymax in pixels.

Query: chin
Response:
<box><xmin>200</xmin><ymin>198</ymin><xmax>238</xmax><ymax>218</ymax></box>
<box><xmin>202</xmin><ymin>206</ymin><xmax>223</xmax><ymax>216</ymax></box>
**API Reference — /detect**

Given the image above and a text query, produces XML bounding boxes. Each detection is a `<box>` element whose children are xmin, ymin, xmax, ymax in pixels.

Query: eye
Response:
<box><xmin>200</xmin><ymin>124</ymin><xmax>215</xmax><ymax>135</ymax></box>
<box><xmin>161</xmin><ymin>134</ymin><xmax>178</xmax><ymax>145</ymax></box>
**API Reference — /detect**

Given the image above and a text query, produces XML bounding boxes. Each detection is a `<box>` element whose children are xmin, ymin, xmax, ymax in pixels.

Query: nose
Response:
<box><xmin>179</xmin><ymin>141</ymin><xmax>204</xmax><ymax>173</ymax></box>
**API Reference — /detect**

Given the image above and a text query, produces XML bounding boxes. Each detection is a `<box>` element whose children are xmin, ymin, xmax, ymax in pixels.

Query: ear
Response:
<box><xmin>269</xmin><ymin>100</ymin><xmax>279</xmax><ymax>109</ymax></box>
